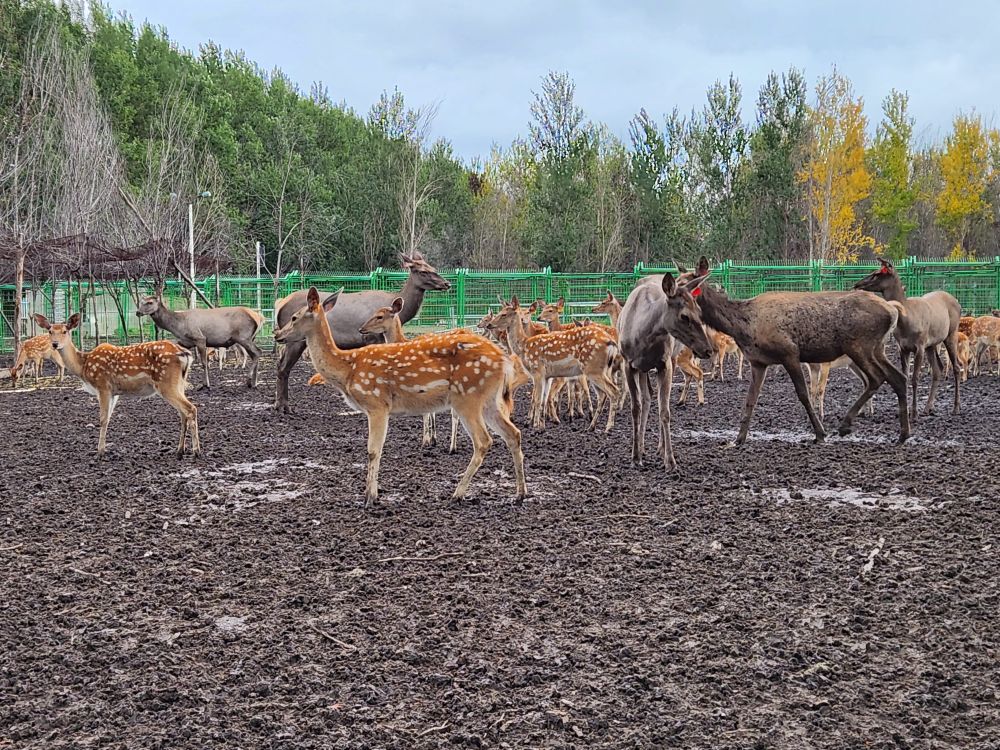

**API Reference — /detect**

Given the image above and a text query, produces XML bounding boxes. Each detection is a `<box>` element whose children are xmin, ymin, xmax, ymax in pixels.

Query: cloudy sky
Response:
<box><xmin>109</xmin><ymin>0</ymin><xmax>999</xmax><ymax>162</ymax></box>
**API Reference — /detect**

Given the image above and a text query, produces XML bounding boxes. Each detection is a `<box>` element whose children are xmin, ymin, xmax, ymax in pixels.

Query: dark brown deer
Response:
<box><xmin>681</xmin><ymin>257</ymin><xmax>910</xmax><ymax>445</ymax></box>
<box><xmin>617</xmin><ymin>272</ymin><xmax>714</xmax><ymax>469</ymax></box>
<box><xmin>854</xmin><ymin>257</ymin><xmax>961</xmax><ymax>417</ymax></box>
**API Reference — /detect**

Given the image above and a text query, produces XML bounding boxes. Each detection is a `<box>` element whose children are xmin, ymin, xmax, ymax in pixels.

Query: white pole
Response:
<box><xmin>188</xmin><ymin>202</ymin><xmax>196</xmax><ymax>309</ymax></box>
<box><xmin>255</xmin><ymin>240</ymin><xmax>262</xmax><ymax>314</ymax></box>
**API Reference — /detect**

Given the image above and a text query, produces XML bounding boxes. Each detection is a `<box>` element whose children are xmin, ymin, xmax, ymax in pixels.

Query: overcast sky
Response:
<box><xmin>107</xmin><ymin>0</ymin><xmax>1000</xmax><ymax>162</ymax></box>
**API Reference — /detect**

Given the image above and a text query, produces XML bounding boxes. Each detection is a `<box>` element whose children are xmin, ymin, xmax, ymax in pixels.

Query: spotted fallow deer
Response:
<box><xmin>274</xmin><ymin>288</ymin><xmax>526</xmax><ymax>505</ymax></box>
<box><xmin>359</xmin><ymin>297</ymin><xmax>462</xmax><ymax>453</ymax></box>
<box><xmin>488</xmin><ymin>296</ymin><xmax>620</xmax><ymax>432</ymax></box>
<box><xmin>537</xmin><ymin>297</ymin><xmax>592</xmax><ymax>419</ymax></box>
<box><xmin>33</xmin><ymin>313</ymin><xmax>199</xmax><ymax>458</ymax></box>
<box><xmin>10</xmin><ymin>333</ymin><xmax>64</xmax><ymax>387</ymax></box>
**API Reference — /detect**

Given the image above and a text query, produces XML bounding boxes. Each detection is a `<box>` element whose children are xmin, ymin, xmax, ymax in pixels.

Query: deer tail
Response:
<box><xmin>606</xmin><ymin>340</ymin><xmax>619</xmax><ymax>371</ymax></box>
<box><xmin>886</xmin><ymin>300</ymin><xmax>907</xmax><ymax>318</ymax></box>
<box><xmin>176</xmin><ymin>350</ymin><xmax>195</xmax><ymax>379</ymax></box>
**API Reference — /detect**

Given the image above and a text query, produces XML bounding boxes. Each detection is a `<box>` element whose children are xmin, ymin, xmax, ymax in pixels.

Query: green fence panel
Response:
<box><xmin>4</xmin><ymin>259</ymin><xmax>1000</xmax><ymax>354</ymax></box>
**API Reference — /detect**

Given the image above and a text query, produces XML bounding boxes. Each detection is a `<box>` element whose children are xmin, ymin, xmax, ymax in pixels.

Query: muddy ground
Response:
<box><xmin>1</xmin><ymin>354</ymin><xmax>998</xmax><ymax>749</ymax></box>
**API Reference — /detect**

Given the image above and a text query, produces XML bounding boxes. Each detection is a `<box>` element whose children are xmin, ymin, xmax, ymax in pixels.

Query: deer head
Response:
<box><xmin>854</xmin><ymin>257</ymin><xmax>900</xmax><ymax>294</ymax></box>
<box><xmin>135</xmin><ymin>295</ymin><xmax>163</xmax><ymax>318</ymax></box>
<box><xmin>33</xmin><ymin>313</ymin><xmax>80</xmax><ymax>351</ymax></box>
<box><xmin>359</xmin><ymin>297</ymin><xmax>404</xmax><ymax>336</ymax></box>
<box><xmin>660</xmin><ymin>272</ymin><xmax>714</xmax><ymax>359</ymax></box>
<box><xmin>591</xmin><ymin>290</ymin><xmax>620</xmax><ymax>316</ymax></box>
<box><xmin>400</xmin><ymin>251</ymin><xmax>450</xmax><ymax>292</ymax></box>
<box><xmin>537</xmin><ymin>297</ymin><xmax>565</xmax><ymax>327</ymax></box>
<box><xmin>274</xmin><ymin>287</ymin><xmax>342</xmax><ymax>345</ymax></box>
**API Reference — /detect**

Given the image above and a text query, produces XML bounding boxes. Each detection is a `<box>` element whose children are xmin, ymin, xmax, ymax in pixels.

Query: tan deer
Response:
<box><xmin>33</xmin><ymin>313</ymin><xmax>200</xmax><ymax>458</ymax></box>
<box><xmin>707</xmin><ymin>329</ymin><xmax>744</xmax><ymax>381</ymax></box>
<box><xmin>805</xmin><ymin>355</ymin><xmax>873</xmax><ymax>420</ymax></box>
<box><xmin>274</xmin><ymin>288</ymin><xmax>526</xmax><ymax>505</ymax></box>
<box><xmin>674</xmin><ymin>345</ymin><xmax>705</xmax><ymax>405</ymax></box>
<box><xmin>10</xmin><ymin>333</ymin><xmax>65</xmax><ymax>387</ymax></box>
<box><xmin>537</xmin><ymin>297</ymin><xmax>591</xmax><ymax>419</ymax></box>
<box><xmin>591</xmin><ymin>290</ymin><xmax>629</xmax><ymax>410</ymax></box>
<box><xmin>488</xmin><ymin>297</ymin><xmax>620</xmax><ymax>432</ymax></box>
<box><xmin>969</xmin><ymin>315</ymin><xmax>1000</xmax><ymax>376</ymax></box>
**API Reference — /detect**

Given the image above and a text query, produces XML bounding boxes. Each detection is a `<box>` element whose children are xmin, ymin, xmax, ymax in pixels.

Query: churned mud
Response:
<box><xmin>1</xmin><ymin>355</ymin><xmax>997</xmax><ymax>748</ymax></box>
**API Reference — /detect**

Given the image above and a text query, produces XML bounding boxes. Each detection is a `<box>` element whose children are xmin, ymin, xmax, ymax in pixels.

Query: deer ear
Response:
<box><xmin>390</xmin><ymin>297</ymin><xmax>404</xmax><ymax>314</ymax></box>
<box><xmin>557</xmin><ymin>296</ymin><xmax>565</xmax><ymax>310</ymax></box>
<box><xmin>696</xmin><ymin>256</ymin><xmax>710</xmax><ymax>277</ymax></box>
<box><xmin>527</xmin><ymin>300</ymin><xmax>538</xmax><ymax>313</ymax></box>
<box><xmin>511</xmin><ymin>295</ymin><xmax>520</xmax><ymax>309</ymax></box>
<box><xmin>321</xmin><ymin>288</ymin><xmax>344</xmax><ymax>313</ymax></box>
<box><xmin>400</xmin><ymin>254</ymin><xmax>414</xmax><ymax>269</ymax></box>
<box><xmin>606</xmin><ymin>289</ymin><xmax>614</xmax><ymax>301</ymax></box>
<box><xmin>33</xmin><ymin>313</ymin><xmax>51</xmax><ymax>330</ymax></box>
<box><xmin>683</xmin><ymin>272</ymin><xmax>711</xmax><ymax>297</ymax></box>
<box><xmin>662</xmin><ymin>272</ymin><xmax>678</xmax><ymax>297</ymax></box>
<box><xmin>672</xmin><ymin>258</ymin><xmax>689</xmax><ymax>275</ymax></box>
<box><xmin>67</xmin><ymin>313</ymin><xmax>81</xmax><ymax>330</ymax></box>
<box><xmin>307</xmin><ymin>287</ymin><xmax>321</xmax><ymax>310</ymax></box>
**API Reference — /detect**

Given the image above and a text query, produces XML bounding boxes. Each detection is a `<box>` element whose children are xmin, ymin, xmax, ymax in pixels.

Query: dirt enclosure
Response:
<box><xmin>1</xmin><ymin>355</ymin><xmax>998</xmax><ymax>749</ymax></box>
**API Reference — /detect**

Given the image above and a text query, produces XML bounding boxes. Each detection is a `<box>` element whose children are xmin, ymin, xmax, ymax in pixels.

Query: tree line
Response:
<box><xmin>2</xmin><ymin>0</ymin><xmax>1000</xmax><ymax>295</ymax></box>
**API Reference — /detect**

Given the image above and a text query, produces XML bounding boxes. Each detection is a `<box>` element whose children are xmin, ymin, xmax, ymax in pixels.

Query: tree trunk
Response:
<box><xmin>12</xmin><ymin>251</ymin><xmax>25</xmax><ymax>357</ymax></box>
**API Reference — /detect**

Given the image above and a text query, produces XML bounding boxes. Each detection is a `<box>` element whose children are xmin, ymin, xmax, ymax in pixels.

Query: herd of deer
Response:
<box><xmin>10</xmin><ymin>251</ymin><xmax>996</xmax><ymax>506</ymax></box>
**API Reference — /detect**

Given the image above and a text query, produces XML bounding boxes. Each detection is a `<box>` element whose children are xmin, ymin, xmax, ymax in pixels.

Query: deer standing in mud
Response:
<box><xmin>488</xmin><ymin>297</ymin><xmax>620</xmax><ymax>432</ymax></box>
<box><xmin>10</xmin><ymin>333</ymin><xmax>64</xmax><ymax>387</ymax></box>
<box><xmin>275</xmin><ymin>288</ymin><xmax>526</xmax><ymax>506</ymax></box>
<box><xmin>617</xmin><ymin>272</ymin><xmax>715</xmax><ymax>469</ymax></box>
<box><xmin>854</xmin><ymin>258</ymin><xmax>961</xmax><ymax>417</ymax></box>
<box><xmin>537</xmin><ymin>297</ymin><xmax>592</xmax><ymax>419</ymax></box>
<box><xmin>680</xmin><ymin>257</ymin><xmax>910</xmax><ymax>445</ymax></box>
<box><xmin>33</xmin><ymin>313</ymin><xmax>199</xmax><ymax>458</ymax></box>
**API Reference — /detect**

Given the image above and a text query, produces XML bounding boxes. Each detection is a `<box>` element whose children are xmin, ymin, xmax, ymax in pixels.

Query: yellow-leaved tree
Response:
<box><xmin>936</xmin><ymin>113</ymin><xmax>997</xmax><ymax>260</ymax></box>
<box><xmin>799</xmin><ymin>69</ymin><xmax>874</xmax><ymax>263</ymax></box>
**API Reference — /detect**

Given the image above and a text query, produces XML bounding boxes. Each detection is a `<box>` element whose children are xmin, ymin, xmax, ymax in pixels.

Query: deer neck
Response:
<box><xmin>607</xmin><ymin>304</ymin><xmax>621</xmax><ymax>327</ymax></box>
<box><xmin>506</xmin><ymin>319</ymin><xmax>528</xmax><ymax>356</ymax></box>
<box><xmin>397</xmin><ymin>275</ymin><xmax>425</xmax><ymax>324</ymax></box>
<box><xmin>698</xmin><ymin>287</ymin><xmax>752</xmax><ymax>347</ymax></box>
<box><xmin>150</xmin><ymin>303</ymin><xmax>182</xmax><ymax>331</ymax></box>
<box><xmin>303</xmin><ymin>314</ymin><xmax>353</xmax><ymax>387</ymax></box>
<box><xmin>55</xmin><ymin>340</ymin><xmax>87</xmax><ymax>379</ymax></box>
<box><xmin>545</xmin><ymin>316</ymin><xmax>568</xmax><ymax>332</ymax></box>
<box><xmin>880</xmin><ymin>277</ymin><xmax>907</xmax><ymax>303</ymax></box>
<box><xmin>384</xmin><ymin>317</ymin><xmax>405</xmax><ymax>344</ymax></box>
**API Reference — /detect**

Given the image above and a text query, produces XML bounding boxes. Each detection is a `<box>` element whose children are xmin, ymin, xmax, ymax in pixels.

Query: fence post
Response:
<box><xmin>544</xmin><ymin>266</ymin><xmax>553</xmax><ymax>302</ymax></box>
<box><xmin>455</xmin><ymin>268</ymin><xmax>467</xmax><ymax>328</ymax></box>
<box><xmin>372</xmin><ymin>267</ymin><xmax>382</xmax><ymax>291</ymax></box>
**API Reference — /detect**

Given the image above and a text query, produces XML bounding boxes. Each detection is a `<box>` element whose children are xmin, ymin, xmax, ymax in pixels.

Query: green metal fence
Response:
<box><xmin>3</xmin><ymin>257</ymin><xmax>1000</xmax><ymax>353</ymax></box>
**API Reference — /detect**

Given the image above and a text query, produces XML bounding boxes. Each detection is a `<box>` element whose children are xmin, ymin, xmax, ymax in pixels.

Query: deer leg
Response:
<box><xmin>783</xmin><ymin>360</ymin><xmax>826</xmax><ymax>443</ymax></box>
<box><xmin>96</xmin><ymin>391</ymin><xmax>113</xmax><ymax>458</ymax></box>
<box><xmin>696</xmin><ymin>369</ymin><xmax>704</xmax><ymax>405</ymax></box>
<box><xmin>838</xmin><ymin>354</ymin><xmax>883</xmax><ymax>437</ymax></box>
<box><xmin>421</xmin><ymin>414</ymin><xmax>436</xmax><ymax>448</ymax></box>
<box><xmin>924</xmin><ymin>345</ymin><xmax>944</xmax><ymax>416</ymax></box>
<box><xmin>873</xmin><ymin>348</ymin><xmax>910</xmax><ymax>442</ymax></box>
<box><xmin>483</xmin><ymin>399</ymin><xmax>526</xmax><ymax>500</ymax></box>
<box><xmin>449</xmin><ymin>409</ymin><xmax>459</xmax><ymax>454</ymax></box>
<box><xmin>738</xmin><ymin>353</ymin><xmax>745</xmax><ymax>381</ymax></box>
<box><xmin>530</xmin><ymin>374</ymin><xmax>546</xmax><ymax>430</ymax></box>
<box><xmin>718</xmin><ymin>352</ymin><xmax>726</xmax><ymax>382</ymax></box>
<box><xmin>595</xmin><ymin>372</ymin><xmax>618</xmax><ymax>433</ymax></box>
<box><xmin>656</xmin><ymin>359</ymin><xmax>677</xmax><ymax>471</ymax></box>
<box><xmin>453</xmin><ymin>408</ymin><xmax>492</xmax><ymax>500</ymax></box>
<box><xmin>909</xmin><ymin>348</ymin><xmax>923</xmax><ymax>421</ymax></box>
<box><xmin>625</xmin><ymin>366</ymin><xmax>645</xmax><ymax>465</ymax></box>
<box><xmin>274</xmin><ymin>339</ymin><xmax>307</xmax><ymax>413</ymax></box>
<box><xmin>364</xmin><ymin>411</ymin><xmax>389</xmax><ymax>508</ymax></box>
<box><xmin>848</xmin><ymin>362</ymin><xmax>873</xmax><ymax>416</ymax></box>
<box><xmin>735</xmin><ymin>364</ymin><xmax>768</xmax><ymax>446</ymax></box>
<box><xmin>193</xmin><ymin>339</ymin><xmax>212</xmax><ymax>389</ymax></box>
<box><xmin>238</xmin><ymin>339</ymin><xmax>263</xmax><ymax>388</ymax></box>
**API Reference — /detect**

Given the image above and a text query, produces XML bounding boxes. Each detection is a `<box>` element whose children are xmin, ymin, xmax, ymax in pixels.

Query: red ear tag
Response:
<box><xmin>879</xmin><ymin>264</ymin><xmax>890</xmax><ymax>275</ymax></box>
<box><xmin>692</xmin><ymin>287</ymin><xmax>702</xmax><ymax>297</ymax></box>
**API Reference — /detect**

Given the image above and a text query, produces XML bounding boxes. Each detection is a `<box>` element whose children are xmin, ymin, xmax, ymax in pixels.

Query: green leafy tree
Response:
<box><xmin>869</xmin><ymin>90</ymin><xmax>917</xmax><ymax>260</ymax></box>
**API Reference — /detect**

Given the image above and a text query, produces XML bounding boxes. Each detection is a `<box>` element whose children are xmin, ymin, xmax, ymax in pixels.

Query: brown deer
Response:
<box><xmin>274</xmin><ymin>288</ymin><xmax>526</xmax><ymax>505</ymax></box>
<box><xmin>854</xmin><ymin>258</ymin><xmax>961</xmax><ymax>417</ymax></box>
<box><xmin>681</xmin><ymin>257</ymin><xmax>909</xmax><ymax>445</ymax></box>
<box><xmin>488</xmin><ymin>297</ymin><xmax>620</xmax><ymax>432</ymax></box>
<box><xmin>591</xmin><ymin>290</ymin><xmax>629</xmax><ymax>410</ymax></box>
<box><xmin>33</xmin><ymin>313</ymin><xmax>199</xmax><ymax>458</ymax></box>
<box><xmin>10</xmin><ymin>333</ymin><xmax>64</xmax><ymax>387</ymax></box>
<box><xmin>617</xmin><ymin>272</ymin><xmax>715</xmax><ymax>469</ymax></box>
